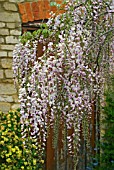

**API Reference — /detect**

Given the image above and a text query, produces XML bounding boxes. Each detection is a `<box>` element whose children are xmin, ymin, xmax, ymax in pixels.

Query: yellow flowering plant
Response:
<box><xmin>0</xmin><ymin>110</ymin><xmax>45</xmax><ymax>170</ymax></box>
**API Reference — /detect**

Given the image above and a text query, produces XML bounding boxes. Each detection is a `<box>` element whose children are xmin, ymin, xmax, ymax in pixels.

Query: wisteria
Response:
<box><xmin>13</xmin><ymin>0</ymin><xmax>113</xmax><ymax>169</ymax></box>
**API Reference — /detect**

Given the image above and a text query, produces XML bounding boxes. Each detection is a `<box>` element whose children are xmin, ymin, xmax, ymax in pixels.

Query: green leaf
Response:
<box><xmin>36</xmin><ymin>29</ymin><xmax>41</xmax><ymax>35</ymax></box>
<box><xmin>41</xmin><ymin>23</ymin><xmax>47</xmax><ymax>29</ymax></box>
<box><xmin>42</xmin><ymin>29</ymin><xmax>49</xmax><ymax>38</ymax></box>
<box><xmin>50</xmin><ymin>2</ymin><xmax>57</xmax><ymax>6</ymax></box>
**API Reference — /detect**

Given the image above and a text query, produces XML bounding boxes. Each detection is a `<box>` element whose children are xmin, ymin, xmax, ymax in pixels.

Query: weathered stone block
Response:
<box><xmin>0</xmin><ymin>29</ymin><xmax>9</xmax><ymax>35</ymax></box>
<box><xmin>3</xmin><ymin>2</ymin><xmax>18</xmax><ymax>11</ymax></box>
<box><xmin>15</xmin><ymin>22</ymin><xmax>21</xmax><ymax>28</ymax></box>
<box><xmin>5</xmin><ymin>69</ymin><xmax>13</xmax><ymax>78</ymax></box>
<box><xmin>0</xmin><ymin>44</ymin><xmax>14</xmax><ymax>51</ymax></box>
<box><xmin>0</xmin><ymin>70</ymin><xmax>4</xmax><ymax>79</ymax></box>
<box><xmin>7</xmin><ymin>23</ymin><xmax>15</xmax><ymax>29</ymax></box>
<box><xmin>0</xmin><ymin>51</ymin><xmax>7</xmax><ymax>57</ymax></box>
<box><xmin>11</xmin><ymin>103</ymin><xmax>20</xmax><ymax>110</ymax></box>
<box><xmin>0</xmin><ymin>83</ymin><xmax>17</xmax><ymax>94</ymax></box>
<box><xmin>10</xmin><ymin>30</ymin><xmax>21</xmax><ymax>36</ymax></box>
<box><xmin>6</xmin><ymin>36</ymin><xmax>19</xmax><ymax>44</ymax></box>
<box><xmin>0</xmin><ymin>22</ymin><xmax>5</xmax><ymax>28</ymax></box>
<box><xmin>0</xmin><ymin>102</ymin><xmax>11</xmax><ymax>113</ymax></box>
<box><xmin>1</xmin><ymin>58</ymin><xmax>12</xmax><ymax>68</ymax></box>
<box><xmin>0</xmin><ymin>37</ymin><xmax>5</xmax><ymax>43</ymax></box>
<box><xmin>0</xmin><ymin>12</ymin><xmax>21</xmax><ymax>22</ymax></box>
<box><xmin>9</xmin><ymin>0</ymin><xmax>16</xmax><ymax>2</ymax></box>
<box><xmin>13</xmin><ymin>94</ymin><xmax>19</xmax><ymax>103</ymax></box>
<box><xmin>2</xmin><ymin>79</ymin><xmax>14</xmax><ymax>83</ymax></box>
<box><xmin>8</xmin><ymin>51</ymin><xmax>13</xmax><ymax>57</ymax></box>
<box><xmin>0</xmin><ymin>95</ymin><xmax>13</xmax><ymax>102</ymax></box>
<box><xmin>0</xmin><ymin>4</ymin><xmax>2</xmax><ymax>11</ymax></box>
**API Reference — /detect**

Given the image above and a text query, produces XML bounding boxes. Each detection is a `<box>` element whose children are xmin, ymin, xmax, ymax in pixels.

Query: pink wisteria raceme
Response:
<box><xmin>13</xmin><ymin>0</ymin><xmax>113</xmax><ymax>168</ymax></box>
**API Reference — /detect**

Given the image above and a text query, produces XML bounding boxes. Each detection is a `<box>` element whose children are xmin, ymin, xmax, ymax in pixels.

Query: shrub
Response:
<box><xmin>95</xmin><ymin>77</ymin><xmax>114</xmax><ymax>170</ymax></box>
<box><xmin>0</xmin><ymin>110</ymin><xmax>44</xmax><ymax>170</ymax></box>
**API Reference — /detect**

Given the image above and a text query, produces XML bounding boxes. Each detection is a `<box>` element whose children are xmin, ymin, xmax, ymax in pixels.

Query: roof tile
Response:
<box><xmin>25</xmin><ymin>2</ymin><xmax>34</xmax><ymax>22</ymax></box>
<box><xmin>37</xmin><ymin>1</ymin><xmax>45</xmax><ymax>20</ymax></box>
<box><xmin>44</xmin><ymin>1</ymin><xmax>51</xmax><ymax>18</ymax></box>
<box><xmin>21</xmin><ymin>14</ymin><xmax>28</xmax><ymax>23</ymax></box>
<box><xmin>31</xmin><ymin>2</ymin><xmax>39</xmax><ymax>12</ymax></box>
<box><xmin>33</xmin><ymin>12</ymin><xmax>39</xmax><ymax>20</ymax></box>
<box><xmin>18</xmin><ymin>1</ymin><xmax>65</xmax><ymax>23</ymax></box>
<box><xmin>18</xmin><ymin>3</ymin><xmax>26</xmax><ymax>15</ymax></box>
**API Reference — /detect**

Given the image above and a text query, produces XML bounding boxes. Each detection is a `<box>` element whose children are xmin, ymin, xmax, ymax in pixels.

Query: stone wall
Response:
<box><xmin>0</xmin><ymin>0</ymin><xmax>63</xmax><ymax>112</ymax></box>
<box><xmin>0</xmin><ymin>0</ymin><xmax>22</xmax><ymax>112</ymax></box>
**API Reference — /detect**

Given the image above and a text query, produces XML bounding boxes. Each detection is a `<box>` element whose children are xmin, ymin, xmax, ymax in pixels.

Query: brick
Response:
<box><xmin>7</xmin><ymin>23</ymin><xmax>15</xmax><ymax>28</ymax></box>
<box><xmin>3</xmin><ymin>2</ymin><xmax>18</xmax><ymax>11</ymax></box>
<box><xmin>0</xmin><ymin>95</ymin><xmax>13</xmax><ymax>102</ymax></box>
<box><xmin>0</xmin><ymin>51</ymin><xmax>7</xmax><ymax>57</ymax></box>
<box><xmin>0</xmin><ymin>12</ymin><xmax>20</xmax><ymax>22</ymax></box>
<box><xmin>21</xmin><ymin>14</ymin><xmax>28</xmax><ymax>23</ymax></box>
<box><xmin>25</xmin><ymin>2</ymin><xmax>34</xmax><ymax>22</ymax></box>
<box><xmin>0</xmin><ymin>83</ymin><xmax>17</xmax><ymax>94</ymax></box>
<box><xmin>6</xmin><ymin>36</ymin><xmax>19</xmax><ymax>44</ymax></box>
<box><xmin>0</xmin><ymin>70</ymin><xmax>4</xmax><ymax>79</ymax></box>
<box><xmin>0</xmin><ymin>29</ymin><xmax>9</xmax><ymax>35</ymax></box>
<box><xmin>0</xmin><ymin>102</ymin><xmax>11</xmax><ymax>113</ymax></box>
<box><xmin>5</xmin><ymin>69</ymin><xmax>13</xmax><ymax>78</ymax></box>
<box><xmin>18</xmin><ymin>3</ymin><xmax>26</xmax><ymax>15</ymax></box>
<box><xmin>0</xmin><ymin>22</ymin><xmax>5</xmax><ymax>28</ymax></box>
<box><xmin>1</xmin><ymin>58</ymin><xmax>12</xmax><ymax>68</ymax></box>
<box><xmin>0</xmin><ymin>45</ymin><xmax>14</xmax><ymax>51</ymax></box>
<box><xmin>10</xmin><ymin>30</ymin><xmax>21</xmax><ymax>36</ymax></box>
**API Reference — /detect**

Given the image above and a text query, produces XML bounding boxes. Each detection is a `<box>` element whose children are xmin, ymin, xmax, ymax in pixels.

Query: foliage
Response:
<box><xmin>19</xmin><ymin>23</ymin><xmax>51</xmax><ymax>44</ymax></box>
<box><xmin>95</xmin><ymin>77</ymin><xmax>114</xmax><ymax>170</ymax></box>
<box><xmin>0</xmin><ymin>110</ymin><xmax>44</xmax><ymax>170</ymax></box>
<box><xmin>13</xmin><ymin>0</ymin><xmax>113</xmax><ymax>169</ymax></box>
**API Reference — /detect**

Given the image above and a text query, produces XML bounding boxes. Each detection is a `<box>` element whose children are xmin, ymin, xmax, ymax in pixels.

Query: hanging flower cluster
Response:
<box><xmin>13</xmin><ymin>0</ymin><xmax>113</xmax><ymax>168</ymax></box>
